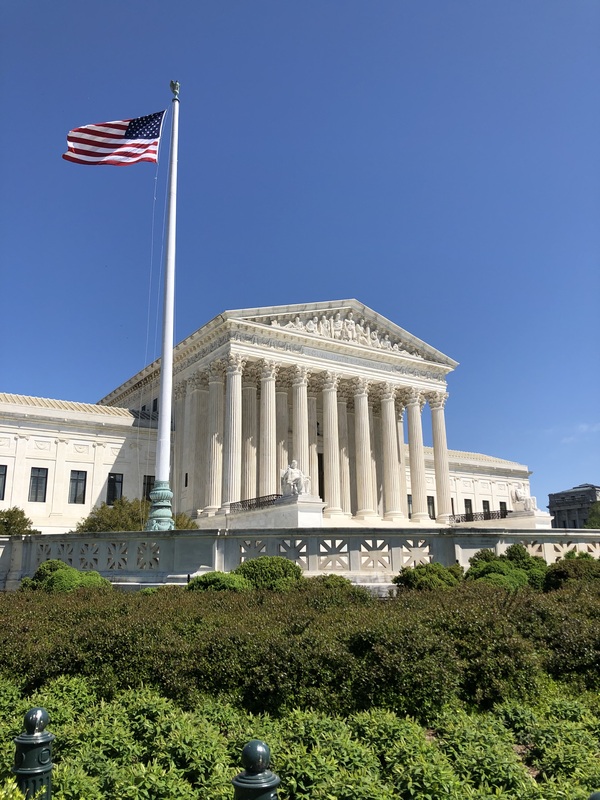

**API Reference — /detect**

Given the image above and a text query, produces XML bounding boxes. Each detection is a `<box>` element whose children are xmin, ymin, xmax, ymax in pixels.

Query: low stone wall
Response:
<box><xmin>1</xmin><ymin>527</ymin><xmax>599</xmax><ymax>592</ymax></box>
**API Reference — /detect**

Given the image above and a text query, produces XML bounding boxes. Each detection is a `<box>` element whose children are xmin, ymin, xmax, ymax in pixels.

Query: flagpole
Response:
<box><xmin>146</xmin><ymin>81</ymin><xmax>180</xmax><ymax>531</ymax></box>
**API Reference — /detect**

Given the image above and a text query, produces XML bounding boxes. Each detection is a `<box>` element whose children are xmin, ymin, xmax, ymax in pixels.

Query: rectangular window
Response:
<box><xmin>68</xmin><ymin>470</ymin><xmax>87</xmax><ymax>504</ymax></box>
<box><xmin>499</xmin><ymin>501</ymin><xmax>507</xmax><ymax>517</ymax></box>
<box><xmin>29</xmin><ymin>467</ymin><xmax>48</xmax><ymax>503</ymax></box>
<box><xmin>107</xmin><ymin>473</ymin><xmax>123</xmax><ymax>505</ymax></box>
<box><xmin>482</xmin><ymin>500</ymin><xmax>491</xmax><ymax>520</ymax></box>
<box><xmin>152</xmin><ymin>398</ymin><xmax>158</xmax><ymax>413</ymax></box>
<box><xmin>407</xmin><ymin>494</ymin><xmax>413</xmax><ymax>519</ymax></box>
<box><xmin>451</xmin><ymin>497</ymin><xmax>455</xmax><ymax>516</ymax></box>
<box><xmin>0</xmin><ymin>465</ymin><xmax>6</xmax><ymax>501</ymax></box>
<box><xmin>464</xmin><ymin>498</ymin><xmax>473</xmax><ymax>521</ymax></box>
<box><xmin>427</xmin><ymin>496</ymin><xmax>436</xmax><ymax>520</ymax></box>
<box><xmin>143</xmin><ymin>475</ymin><xmax>155</xmax><ymax>501</ymax></box>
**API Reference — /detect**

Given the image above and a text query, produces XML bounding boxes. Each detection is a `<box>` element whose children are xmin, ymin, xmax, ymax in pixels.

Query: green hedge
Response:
<box><xmin>1</xmin><ymin>582</ymin><xmax>600</xmax><ymax>717</ymax></box>
<box><xmin>0</xmin><ymin>677</ymin><xmax>598</xmax><ymax>799</ymax></box>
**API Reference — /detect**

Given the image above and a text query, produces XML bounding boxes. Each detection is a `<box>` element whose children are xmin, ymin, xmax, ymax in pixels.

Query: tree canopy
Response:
<box><xmin>584</xmin><ymin>500</ymin><xmax>600</xmax><ymax>529</ymax></box>
<box><xmin>74</xmin><ymin>497</ymin><xmax>197</xmax><ymax>532</ymax></box>
<box><xmin>0</xmin><ymin>507</ymin><xmax>40</xmax><ymax>536</ymax></box>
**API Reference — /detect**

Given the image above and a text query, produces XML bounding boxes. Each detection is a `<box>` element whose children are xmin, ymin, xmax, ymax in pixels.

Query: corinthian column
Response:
<box><xmin>405</xmin><ymin>388</ymin><xmax>429</xmax><ymax>522</ymax></box>
<box><xmin>429</xmin><ymin>391</ymin><xmax>452</xmax><ymax>523</ymax></box>
<box><xmin>353</xmin><ymin>378</ymin><xmax>376</xmax><ymax>518</ymax></box>
<box><xmin>381</xmin><ymin>384</ymin><xmax>404</xmax><ymax>520</ymax></box>
<box><xmin>186</xmin><ymin>371</ymin><xmax>209</xmax><ymax>515</ymax></box>
<box><xmin>242</xmin><ymin>366</ymin><xmax>259</xmax><ymax>500</ymax></box>
<box><xmin>203</xmin><ymin>361</ymin><xmax>225</xmax><ymax>515</ymax></box>
<box><xmin>396</xmin><ymin>403</ymin><xmax>409</xmax><ymax>518</ymax></box>
<box><xmin>259</xmin><ymin>361</ymin><xmax>278</xmax><ymax>496</ymax></box>
<box><xmin>292</xmin><ymin>365</ymin><xmax>310</xmax><ymax>475</ymax></box>
<box><xmin>338</xmin><ymin>386</ymin><xmax>352</xmax><ymax>514</ymax></box>
<box><xmin>308</xmin><ymin>391</ymin><xmax>319</xmax><ymax>499</ymax></box>
<box><xmin>221</xmin><ymin>354</ymin><xmax>246</xmax><ymax>511</ymax></box>
<box><xmin>322</xmin><ymin>372</ymin><xmax>342</xmax><ymax>515</ymax></box>
<box><xmin>276</xmin><ymin>382</ymin><xmax>289</xmax><ymax>478</ymax></box>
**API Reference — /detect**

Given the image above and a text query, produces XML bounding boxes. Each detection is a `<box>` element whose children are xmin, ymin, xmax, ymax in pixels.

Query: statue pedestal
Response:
<box><xmin>196</xmin><ymin>494</ymin><xmax>326</xmax><ymax>530</ymax></box>
<box><xmin>506</xmin><ymin>509</ymin><xmax>553</xmax><ymax>530</ymax></box>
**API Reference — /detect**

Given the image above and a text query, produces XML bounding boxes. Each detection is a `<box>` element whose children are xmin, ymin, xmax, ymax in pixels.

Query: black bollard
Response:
<box><xmin>13</xmin><ymin>708</ymin><xmax>54</xmax><ymax>800</ymax></box>
<box><xmin>232</xmin><ymin>740</ymin><xmax>280</xmax><ymax>800</ymax></box>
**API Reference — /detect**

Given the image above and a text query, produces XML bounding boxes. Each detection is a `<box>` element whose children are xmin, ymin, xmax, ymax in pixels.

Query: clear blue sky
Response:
<box><xmin>1</xmin><ymin>1</ymin><xmax>598</xmax><ymax>509</ymax></box>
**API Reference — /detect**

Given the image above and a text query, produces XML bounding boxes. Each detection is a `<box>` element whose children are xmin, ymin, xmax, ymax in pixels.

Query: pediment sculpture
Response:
<box><xmin>267</xmin><ymin>310</ymin><xmax>419</xmax><ymax>356</ymax></box>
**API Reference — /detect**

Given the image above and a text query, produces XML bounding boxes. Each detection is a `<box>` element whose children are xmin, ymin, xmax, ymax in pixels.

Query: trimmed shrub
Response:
<box><xmin>21</xmin><ymin>560</ymin><xmax>111</xmax><ymax>593</ymax></box>
<box><xmin>186</xmin><ymin>572</ymin><xmax>252</xmax><ymax>592</ymax></box>
<box><xmin>543</xmin><ymin>555</ymin><xmax>600</xmax><ymax>591</ymax></box>
<box><xmin>393</xmin><ymin>561</ymin><xmax>463</xmax><ymax>590</ymax></box>
<box><xmin>234</xmin><ymin>556</ymin><xmax>303</xmax><ymax>589</ymax></box>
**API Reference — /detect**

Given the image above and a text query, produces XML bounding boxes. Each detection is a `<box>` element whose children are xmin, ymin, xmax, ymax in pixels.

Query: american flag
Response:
<box><xmin>62</xmin><ymin>110</ymin><xmax>166</xmax><ymax>166</ymax></box>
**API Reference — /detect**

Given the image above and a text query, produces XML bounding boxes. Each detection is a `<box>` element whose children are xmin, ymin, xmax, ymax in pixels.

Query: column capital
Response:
<box><xmin>323</xmin><ymin>371</ymin><xmax>340</xmax><ymax>391</ymax></box>
<box><xmin>174</xmin><ymin>380</ymin><xmax>187</xmax><ymax>400</ymax></box>
<box><xmin>208</xmin><ymin>359</ymin><xmax>226</xmax><ymax>381</ymax></box>
<box><xmin>292</xmin><ymin>365</ymin><xmax>310</xmax><ymax>386</ymax></box>
<box><xmin>243</xmin><ymin>362</ymin><xmax>261</xmax><ymax>388</ymax></box>
<box><xmin>260</xmin><ymin>360</ymin><xmax>279</xmax><ymax>381</ymax></box>
<box><xmin>427</xmin><ymin>391</ymin><xmax>449</xmax><ymax>410</ymax></box>
<box><xmin>352</xmin><ymin>377</ymin><xmax>371</xmax><ymax>397</ymax></box>
<box><xmin>188</xmin><ymin>370</ymin><xmax>209</xmax><ymax>391</ymax></box>
<box><xmin>226</xmin><ymin>353</ymin><xmax>247</xmax><ymax>375</ymax></box>
<box><xmin>403</xmin><ymin>387</ymin><xmax>426</xmax><ymax>411</ymax></box>
<box><xmin>381</xmin><ymin>383</ymin><xmax>398</xmax><ymax>403</ymax></box>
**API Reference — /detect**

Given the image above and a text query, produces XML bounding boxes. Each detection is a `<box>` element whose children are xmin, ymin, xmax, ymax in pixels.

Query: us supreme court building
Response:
<box><xmin>90</xmin><ymin>299</ymin><xmax>534</xmax><ymax>531</ymax></box>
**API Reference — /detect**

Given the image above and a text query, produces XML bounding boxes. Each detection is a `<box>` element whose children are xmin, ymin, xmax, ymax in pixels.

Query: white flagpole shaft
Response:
<box><xmin>155</xmin><ymin>95</ymin><xmax>179</xmax><ymax>483</ymax></box>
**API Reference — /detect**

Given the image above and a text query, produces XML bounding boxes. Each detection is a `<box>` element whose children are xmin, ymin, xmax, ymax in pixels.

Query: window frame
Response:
<box><xmin>68</xmin><ymin>470</ymin><xmax>87</xmax><ymax>504</ymax></box>
<box><xmin>29</xmin><ymin>467</ymin><xmax>48</xmax><ymax>503</ymax></box>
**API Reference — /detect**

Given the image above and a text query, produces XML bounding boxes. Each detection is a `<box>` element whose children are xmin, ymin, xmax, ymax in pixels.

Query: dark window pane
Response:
<box><xmin>29</xmin><ymin>468</ymin><xmax>48</xmax><ymax>503</ymax></box>
<box><xmin>69</xmin><ymin>470</ymin><xmax>87</xmax><ymax>504</ymax></box>
<box><xmin>143</xmin><ymin>475</ymin><xmax>155</xmax><ymax>501</ymax></box>
<box><xmin>107</xmin><ymin>473</ymin><xmax>123</xmax><ymax>505</ymax></box>
<box><xmin>0</xmin><ymin>465</ymin><xmax>6</xmax><ymax>501</ymax></box>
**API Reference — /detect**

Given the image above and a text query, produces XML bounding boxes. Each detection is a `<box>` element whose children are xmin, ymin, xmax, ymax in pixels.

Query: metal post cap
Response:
<box><xmin>14</xmin><ymin>708</ymin><xmax>54</xmax><ymax>744</ymax></box>
<box><xmin>232</xmin><ymin>740</ymin><xmax>281</xmax><ymax>799</ymax></box>
<box><xmin>242</xmin><ymin>740</ymin><xmax>271</xmax><ymax>772</ymax></box>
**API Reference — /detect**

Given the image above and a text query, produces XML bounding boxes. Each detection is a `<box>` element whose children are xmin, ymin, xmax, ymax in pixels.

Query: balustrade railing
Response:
<box><xmin>450</xmin><ymin>509</ymin><xmax>509</xmax><ymax>524</ymax></box>
<box><xmin>230</xmin><ymin>494</ymin><xmax>283</xmax><ymax>513</ymax></box>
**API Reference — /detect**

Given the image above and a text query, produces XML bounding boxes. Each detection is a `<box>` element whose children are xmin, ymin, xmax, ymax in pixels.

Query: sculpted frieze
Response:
<box><xmin>260</xmin><ymin>309</ymin><xmax>422</xmax><ymax>357</ymax></box>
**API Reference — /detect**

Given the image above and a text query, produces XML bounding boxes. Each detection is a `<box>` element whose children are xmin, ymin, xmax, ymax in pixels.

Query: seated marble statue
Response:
<box><xmin>512</xmin><ymin>488</ymin><xmax>538</xmax><ymax>512</ymax></box>
<box><xmin>281</xmin><ymin>461</ymin><xmax>311</xmax><ymax>496</ymax></box>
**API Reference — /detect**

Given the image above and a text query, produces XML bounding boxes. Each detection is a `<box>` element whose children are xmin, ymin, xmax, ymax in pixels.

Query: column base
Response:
<box><xmin>355</xmin><ymin>509</ymin><xmax>379</xmax><ymax>520</ymax></box>
<box><xmin>323</xmin><ymin>507</ymin><xmax>349</xmax><ymax>519</ymax></box>
<box><xmin>436</xmin><ymin>513</ymin><xmax>452</xmax><ymax>525</ymax></box>
<box><xmin>384</xmin><ymin>512</ymin><xmax>406</xmax><ymax>522</ymax></box>
<box><xmin>411</xmin><ymin>512</ymin><xmax>433</xmax><ymax>524</ymax></box>
<box><xmin>201</xmin><ymin>506</ymin><xmax>220</xmax><ymax>517</ymax></box>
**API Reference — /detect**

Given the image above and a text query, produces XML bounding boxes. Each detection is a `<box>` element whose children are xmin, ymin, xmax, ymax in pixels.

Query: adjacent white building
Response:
<box><xmin>0</xmin><ymin>300</ymin><xmax>539</xmax><ymax>533</ymax></box>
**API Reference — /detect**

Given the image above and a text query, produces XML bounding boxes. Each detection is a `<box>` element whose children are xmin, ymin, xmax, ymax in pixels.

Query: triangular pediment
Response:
<box><xmin>220</xmin><ymin>299</ymin><xmax>458</xmax><ymax>368</ymax></box>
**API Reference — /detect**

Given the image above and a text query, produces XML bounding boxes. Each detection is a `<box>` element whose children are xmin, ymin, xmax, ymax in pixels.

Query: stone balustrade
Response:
<box><xmin>1</xmin><ymin>527</ymin><xmax>599</xmax><ymax>592</ymax></box>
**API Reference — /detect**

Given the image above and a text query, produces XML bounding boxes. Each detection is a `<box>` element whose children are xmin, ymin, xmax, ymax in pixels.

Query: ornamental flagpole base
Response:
<box><xmin>145</xmin><ymin>481</ymin><xmax>175</xmax><ymax>531</ymax></box>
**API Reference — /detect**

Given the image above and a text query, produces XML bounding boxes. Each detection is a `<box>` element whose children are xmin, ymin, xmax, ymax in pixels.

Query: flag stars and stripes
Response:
<box><xmin>62</xmin><ymin>110</ymin><xmax>166</xmax><ymax>166</ymax></box>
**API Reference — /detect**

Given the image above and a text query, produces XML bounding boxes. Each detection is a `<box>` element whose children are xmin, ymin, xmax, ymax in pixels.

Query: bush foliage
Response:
<box><xmin>20</xmin><ymin>560</ymin><xmax>111</xmax><ymax>593</ymax></box>
<box><xmin>233</xmin><ymin>556</ymin><xmax>304</xmax><ymax>590</ymax></box>
<box><xmin>74</xmin><ymin>497</ymin><xmax>197</xmax><ymax>533</ymax></box>
<box><xmin>0</xmin><ymin>508</ymin><xmax>39</xmax><ymax>537</ymax></box>
<box><xmin>2</xmin><ymin>549</ymin><xmax>600</xmax><ymax>798</ymax></box>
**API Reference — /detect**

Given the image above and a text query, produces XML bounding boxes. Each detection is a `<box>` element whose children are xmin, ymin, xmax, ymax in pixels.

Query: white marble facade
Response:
<box><xmin>99</xmin><ymin>300</ymin><xmax>534</xmax><ymax>527</ymax></box>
